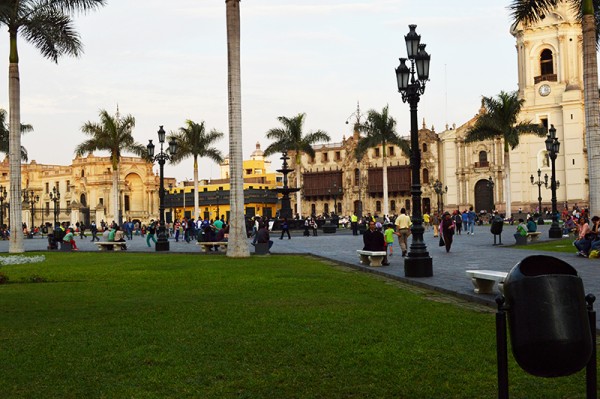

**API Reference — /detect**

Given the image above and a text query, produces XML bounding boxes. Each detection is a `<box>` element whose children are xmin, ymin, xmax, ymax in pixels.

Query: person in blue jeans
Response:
<box><xmin>467</xmin><ymin>206</ymin><xmax>476</xmax><ymax>234</ymax></box>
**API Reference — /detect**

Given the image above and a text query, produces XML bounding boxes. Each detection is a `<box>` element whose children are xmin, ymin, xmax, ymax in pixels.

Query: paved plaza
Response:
<box><xmin>2</xmin><ymin>223</ymin><xmax>598</xmax><ymax>324</ymax></box>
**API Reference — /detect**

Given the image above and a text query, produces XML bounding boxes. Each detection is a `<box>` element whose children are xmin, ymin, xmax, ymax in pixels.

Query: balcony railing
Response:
<box><xmin>534</xmin><ymin>74</ymin><xmax>557</xmax><ymax>84</ymax></box>
<box><xmin>474</xmin><ymin>161</ymin><xmax>489</xmax><ymax>168</ymax></box>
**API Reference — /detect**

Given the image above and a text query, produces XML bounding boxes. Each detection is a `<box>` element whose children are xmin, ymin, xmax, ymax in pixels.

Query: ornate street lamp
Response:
<box><xmin>530</xmin><ymin>169</ymin><xmax>548</xmax><ymax>225</ymax></box>
<box><xmin>147</xmin><ymin>125</ymin><xmax>178</xmax><ymax>251</ymax></box>
<box><xmin>23</xmin><ymin>189</ymin><xmax>39</xmax><ymax>238</ymax></box>
<box><xmin>432</xmin><ymin>179</ymin><xmax>447</xmax><ymax>213</ymax></box>
<box><xmin>49</xmin><ymin>186</ymin><xmax>60</xmax><ymax>228</ymax></box>
<box><xmin>545</xmin><ymin>125</ymin><xmax>562</xmax><ymax>238</ymax></box>
<box><xmin>396</xmin><ymin>24</ymin><xmax>433</xmax><ymax>277</ymax></box>
<box><xmin>327</xmin><ymin>182</ymin><xmax>343</xmax><ymax>216</ymax></box>
<box><xmin>215</xmin><ymin>191</ymin><xmax>220</xmax><ymax>221</ymax></box>
<box><xmin>487</xmin><ymin>176</ymin><xmax>495</xmax><ymax>212</ymax></box>
<box><xmin>0</xmin><ymin>185</ymin><xmax>7</xmax><ymax>227</ymax></box>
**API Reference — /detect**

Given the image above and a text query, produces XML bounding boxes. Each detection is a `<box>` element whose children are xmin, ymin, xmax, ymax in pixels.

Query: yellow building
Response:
<box><xmin>166</xmin><ymin>142</ymin><xmax>282</xmax><ymax>221</ymax></box>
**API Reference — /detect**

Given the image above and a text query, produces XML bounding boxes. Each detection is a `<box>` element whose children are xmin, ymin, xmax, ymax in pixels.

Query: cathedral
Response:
<box><xmin>290</xmin><ymin>2</ymin><xmax>588</xmax><ymax>218</ymax></box>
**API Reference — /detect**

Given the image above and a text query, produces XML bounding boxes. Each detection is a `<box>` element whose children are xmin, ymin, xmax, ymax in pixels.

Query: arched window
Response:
<box><xmin>376</xmin><ymin>201</ymin><xmax>381</xmax><ymax>213</ymax></box>
<box><xmin>311</xmin><ymin>203</ymin><xmax>316</xmax><ymax>216</ymax></box>
<box><xmin>354</xmin><ymin>168</ymin><xmax>360</xmax><ymax>186</ymax></box>
<box><xmin>479</xmin><ymin>151</ymin><xmax>488</xmax><ymax>164</ymax></box>
<box><xmin>423</xmin><ymin>143</ymin><xmax>428</xmax><ymax>153</ymax></box>
<box><xmin>540</xmin><ymin>49</ymin><xmax>553</xmax><ymax>76</ymax></box>
<box><xmin>390</xmin><ymin>200</ymin><xmax>396</xmax><ymax>212</ymax></box>
<box><xmin>324</xmin><ymin>203</ymin><xmax>329</xmax><ymax>215</ymax></box>
<box><xmin>423</xmin><ymin>168</ymin><xmax>429</xmax><ymax>184</ymax></box>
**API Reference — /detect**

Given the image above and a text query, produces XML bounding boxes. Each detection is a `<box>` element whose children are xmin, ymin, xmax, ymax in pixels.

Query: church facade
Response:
<box><xmin>290</xmin><ymin>2</ymin><xmax>589</xmax><ymax>218</ymax></box>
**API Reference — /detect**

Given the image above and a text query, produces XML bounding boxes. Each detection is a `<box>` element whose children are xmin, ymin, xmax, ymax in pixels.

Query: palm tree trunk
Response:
<box><xmin>193</xmin><ymin>156</ymin><xmax>199</xmax><ymax>220</ymax></box>
<box><xmin>382</xmin><ymin>152</ymin><xmax>389</xmax><ymax>217</ymax></box>
<box><xmin>504</xmin><ymin>149</ymin><xmax>512</xmax><ymax>219</ymax></box>
<box><xmin>8</xmin><ymin>33</ymin><xmax>23</xmax><ymax>253</ymax></box>
<box><xmin>226</xmin><ymin>0</ymin><xmax>249</xmax><ymax>257</ymax></box>
<box><xmin>296</xmin><ymin>154</ymin><xmax>302</xmax><ymax>217</ymax></box>
<box><xmin>582</xmin><ymin>2</ymin><xmax>600</xmax><ymax>216</ymax></box>
<box><xmin>112</xmin><ymin>164</ymin><xmax>120</xmax><ymax>224</ymax></box>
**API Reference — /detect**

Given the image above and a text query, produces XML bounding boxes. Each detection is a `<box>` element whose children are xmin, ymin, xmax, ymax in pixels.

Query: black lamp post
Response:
<box><xmin>396</xmin><ymin>24</ymin><xmax>433</xmax><ymax>277</ymax></box>
<box><xmin>147</xmin><ymin>125</ymin><xmax>178</xmax><ymax>251</ymax></box>
<box><xmin>530</xmin><ymin>169</ymin><xmax>548</xmax><ymax>225</ymax></box>
<box><xmin>0</xmin><ymin>185</ymin><xmax>7</xmax><ymax>227</ymax></box>
<box><xmin>545</xmin><ymin>125</ymin><xmax>562</xmax><ymax>238</ymax></box>
<box><xmin>487</xmin><ymin>176</ymin><xmax>495</xmax><ymax>212</ymax></box>
<box><xmin>432</xmin><ymin>179</ymin><xmax>447</xmax><ymax>213</ymax></box>
<box><xmin>215</xmin><ymin>191</ymin><xmax>220</xmax><ymax>221</ymax></box>
<box><xmin>328</xmin><ymin>182</ymin><xmax>343</xmax><ymax>216</ymax></box>
<box><xmin>23</xmin><ymin>190</ymin><xmax>39</xmax><ymax>238</ymax></box>
<box><xmin>49</xmin><ymin>186</ymin><xmax>60</xmax><ymax>228</ymax></box>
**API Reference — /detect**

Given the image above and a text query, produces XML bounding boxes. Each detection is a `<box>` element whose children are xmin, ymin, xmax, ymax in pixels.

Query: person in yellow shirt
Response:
<box><xmin>394</xmin><ymin>208</ymin><xmax>412</xmax><ymax>257</ymax></box>
<box><xmin>423</xmin><ymin>212</ymin><xmax>430</xmax><ymax>231</ymax></box>
<box><xmin>350</xmin><ymin>212</ymin><xmax>359</xmax><ymax>236</ymax></box>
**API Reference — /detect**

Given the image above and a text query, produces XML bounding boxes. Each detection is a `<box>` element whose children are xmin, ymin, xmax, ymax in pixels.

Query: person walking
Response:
<box><xmin>440</xmin><ymin>212</ymin><xmax>456</xmax><ymax>253</ymax></box>
<box><xmin>279</xmin><ymin>217</ymin><xmax>291</xmax><ymax>239</ymax></box>
<box><xmin>453</xmin><ymin>211</ymin><xmax>462</xmax><ymax>235</ymax></box>
<box><xmin>394</xmin><ymin>207</ymin><xmax>412</xmax><ymax>257</ymax></box>
<box><xmin>351</xmin><ymin>212</ymin><xmax>359</xmax><ymax>236</ymax></box>
<box><xmin>384</xmin><ymin>223</ymin><xmax>395</xmax><ymax>256</ymax></box>
<box><xmin>90</xmin><ymin>221</ymin><xmax>100</xmax><ymax>242</ymax></box>
<box><xmin>431</xmin><ymin>212</ymin><xmax>440</xmax><ymax>238</ymax></box>
<box><xmin>467</xmin><ymin>206</ymin><xmax>476</xmax><ymax>234</ymax></box>
<box><xmin>146</xmin><ymin>220</ymin><xmax>157</xmax><ymax>247</ymax></box>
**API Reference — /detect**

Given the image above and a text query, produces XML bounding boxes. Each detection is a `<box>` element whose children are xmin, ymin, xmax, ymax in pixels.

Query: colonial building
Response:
<box><xmin>290</xmin><ymin>2</ymin><xmax>589</xmax><ymax>218</ymax></box>
<box><xmin>0</xmin><ymin>154</ymin><xmax>158</xmax><ymax>229</ymax></box>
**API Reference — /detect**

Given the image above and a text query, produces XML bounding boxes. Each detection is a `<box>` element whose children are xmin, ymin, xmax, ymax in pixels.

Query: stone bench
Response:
<box><xmin>465</xmin><ymin>270</ymin><xmax>508</xmax><ymax>294</ymax></box>
<box><xmin>95</xmin><ymin>241</ymin><xmax>127</xmax><ymax>251</ymax></box>
<box><xmin>197</xmin><ymin>241</ymin><xmax>228</xmax><ymax>253</ymax></box>
<box><xmin>527</xmin><ymin>232</ymin><xmax>541</xmax><ymax>242</ymax></box>
<box><xmin>357</xmin><ymin>250</ymin><xmax>387</xmax><ymax>267</ymax></box>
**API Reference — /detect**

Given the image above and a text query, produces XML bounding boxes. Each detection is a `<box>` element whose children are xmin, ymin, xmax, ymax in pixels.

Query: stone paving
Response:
<box><xmin>2</xmin><ymin>223</ymin><xmax>598</xmax><ymax>325</ymax></box>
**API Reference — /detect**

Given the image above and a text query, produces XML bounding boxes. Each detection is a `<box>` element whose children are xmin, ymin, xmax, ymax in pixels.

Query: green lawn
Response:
<box><xmin>0</xmin><ymin>253</ymin><xmax>595</xmax><ymax>398</ymax></box>
<box><xmin>514</xmin><ymin>237</ymin><xmax>577</xmax><ymax>253</ymax></box>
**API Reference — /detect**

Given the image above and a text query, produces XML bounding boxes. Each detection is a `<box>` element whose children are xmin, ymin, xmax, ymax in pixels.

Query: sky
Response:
<box><xmin>0</xmin><ymin>0</ymin><xmax>517</xmax><ymax>182</ymax></box>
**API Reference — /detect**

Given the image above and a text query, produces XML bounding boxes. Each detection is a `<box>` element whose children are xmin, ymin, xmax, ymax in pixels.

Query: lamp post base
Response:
<box><xmin>549</xmin><ymin>223</ymin><xmax>562</xmax><ymax>239</ymax></box>
<box><xmin>404</xmin><ymin>256</ymin><xmax>433</xmax><ymax>277</ymax></box>
<box><xmin>155</xmin><ymin>239</ymin><xmax>170</xmax><ymax>251</ymax></box>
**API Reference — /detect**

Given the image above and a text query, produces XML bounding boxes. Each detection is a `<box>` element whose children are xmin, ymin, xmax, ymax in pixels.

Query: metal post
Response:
<box><xmin>496</xmin><ymin>296</ymin><xmax>509</xmax><ymax>399</ymax></box>
<box><xmin>586</xmin><ymin>294</ymin><xmax>597</xmax><ymax>399</ymax></box>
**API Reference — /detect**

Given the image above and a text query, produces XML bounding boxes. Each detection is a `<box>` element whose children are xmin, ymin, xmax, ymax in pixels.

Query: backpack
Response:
<box><xmin>589</xmin><ymin>250</ymin><xmax>599</xmax><ymax>259</ymax></box>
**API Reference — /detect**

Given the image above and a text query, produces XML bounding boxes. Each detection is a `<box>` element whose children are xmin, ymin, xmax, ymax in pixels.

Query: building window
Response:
<box><xmin>374</xmin><ymin>148</ymin><xmax>380</xmax><ymax>158</ymax></box>
<box><xmin>322</xmin><ymin>152</ymin><xmax>329</xmax><ymax>162</ymax></box>
<box><xmin>376</xmin><ymin>201</ymin><xmax>381</xmax><ymax>213</ymax></box>
<box><xmin>405</xmin><ymin>199</ymin><xmax>411</xmax><ymax>212</ymax></box>
<box><xmin>99</xmin><ymin>198</ymin><xmax>104</xmax><ymax>205</ymax></box>
<box><xmin>245</xmin><ymin>169</ymin><xmax>252</xmax><ymax>175</ymax></box>
<box><xmin>354</xmin><ymin>168</ymin><xmax>360</xmax><ymax>186</ymax></box>
<box><xmin>540</xmin><ymin>49</ymin><xmax>553</xmax><ymax>76</ymax></box>
<box><xmin>391</xmin><ymin>200</ymin><xmax>396</xmax><ymax>212</ymax></box>
<box><xmin>324</xmin><ymin>203</ymin><xmax>329</xmax><ymax>215</ymax></box>
<box><xmin>423</xmin><ymin>143</ymin><xmax>428</xmax><ymax>153</ymax></box>
<box><xmin>66</xmin><ymin>180</ymin><xmax>70</xmax><ymax>192</ymax></box>
<box><xmin>45</xmin><ymin>182</ymin><xmax>49</xmax><ymax>194</ymax></box>
<box><xmin>479</xmin><ymin>151</ymin><xmax>488</xmax><ymax>163</ymax></box>
<box><xmin>311</xmin><ymin>203</ymin><xmax>316</xmax><ymax>216</ymax></box>
<box><xmin>66</xmin><ymin>200</ymin><xmax>70</xmax><ymax>208</ymax></box>
<box><xmin>389</xmin><ymin>146</ymin><xmax>395</xmax><ymax>156</ymax></box>
<box><xmin>309</xmin><ymin>155</ymin><xmax>315</xmax><ymax>163</ymax></box>
<box><xmin>124</xmin><ymin>195</ymin><xmax>130</xmax><ymax>212</ymax></box>
<box><xmin>335</xmin><ymin>151</ymin><xmax>341</xmax><ymax>161</ymax></box>
<box><xmin>81</xmin><ymin>169</ymin><xmax>85</xmax><ymax>177</ymax></box>
<box><xmin>45</xmin><ymin>202</ymin><xmax>50</xmax><ymax>216</ymax></box>
<box><xmin>55</xmin><ymin>181</ymin><xmax>59</xmax><ymax>192</ymax></box>
<box><xmin>423</xmin><ymin>168</ymin><xmax>429</xmax><ymax>184</ymax></box>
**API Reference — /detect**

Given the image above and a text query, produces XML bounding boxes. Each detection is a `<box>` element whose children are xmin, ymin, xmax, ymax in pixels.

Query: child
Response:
<box><xmin>384</xmin><ymin>223</ymin><xmax>395</xmax><ymax>256</ymax></box>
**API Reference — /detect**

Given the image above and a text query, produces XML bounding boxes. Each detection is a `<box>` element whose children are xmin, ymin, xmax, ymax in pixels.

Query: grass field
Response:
<box><xmin>0</xmin><ymin>252</ymin><xmax>596</xmax><ymax>398</ymax></box>
<box><xmin>514</xmin><ymin>237</ymin><xmax>579</xmax><ymax>253</ymax></box>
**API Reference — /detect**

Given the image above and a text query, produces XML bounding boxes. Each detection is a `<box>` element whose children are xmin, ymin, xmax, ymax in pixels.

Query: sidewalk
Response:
<box><xmin>2</xmin><ymin>224</ymin><xmax>598</xmax><ymax>324</ymax></box>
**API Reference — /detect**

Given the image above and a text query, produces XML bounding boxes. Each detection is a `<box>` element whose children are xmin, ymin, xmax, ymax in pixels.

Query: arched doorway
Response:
<box><xmin>474</xmin><ymin>179</ymin><xmax>493</xmax><ymax>213</ymax></box>
<box><xmin>79</xmin><ymin>193</ymin><xmax>91</xmax><ymax>226</ymax></box>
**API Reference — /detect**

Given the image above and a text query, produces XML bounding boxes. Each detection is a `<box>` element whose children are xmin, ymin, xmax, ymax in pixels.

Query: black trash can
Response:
<box><xmin>503</xmin><ymin>255</ymin><xmax>593</xmax><ymax>377</ymax></box>
<box><xmin>490</xmin><ymin>216</ymin><xmax>504</xmax><ymax>235</ymax></box>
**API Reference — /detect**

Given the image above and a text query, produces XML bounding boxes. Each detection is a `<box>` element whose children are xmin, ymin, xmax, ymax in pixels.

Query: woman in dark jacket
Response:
<box><xmin>440</xmin><ymin>212</ymin><xmax>456</xmax><ymax>253</ymax></box>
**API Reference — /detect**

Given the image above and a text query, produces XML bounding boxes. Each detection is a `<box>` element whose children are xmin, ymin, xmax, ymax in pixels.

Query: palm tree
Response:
<box><xmin>0</xmin><ymin>0</ymin><xmax>105</xmax><ymax>253</ymax></box>
<box><xmin>510</xmin><ymin>0</ymin><xmax>600</xmax><ymax>217</ymax></box>
<box><xmin>263</xmin><ymin>113</ymin><xmax>331</xmax><ymax>217</ymax></box>
<box><xmin>354</xmin><ymin>105</ymin><xmax>410</xmax><ymax>217</ymax></box>
<box><xmin>168</xmin><ymin>120</ymin><xmax>224</xmax><ymax>220</ymax></box>
<box><xmin>75</xmin><ymin>109</ymin><xmax>147</xmax><ymax>224</ymax></box>
<box><xmin>465</xmin><ymin>91</ymin><xmax>546</xmax><ymax>218</ymax></box>
<box><xmin>0</xmin><ymin>109</ymin><xmax>32</xmax><ymax>161</ymax></box>
<box><xmin>225</xmin><ymin>0</ymin><xmax>249</xmax><ymax>257</ymax></box>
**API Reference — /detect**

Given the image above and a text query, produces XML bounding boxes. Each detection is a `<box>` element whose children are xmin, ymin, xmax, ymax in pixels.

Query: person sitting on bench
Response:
<box><xmin>363</xmin><ymin>221</ymin><xmax>389</xmax><ymax>265</ymax></box>
<box><xmin>113</xmin><ymin>226</ymin><xmax>127</xmax><ymax>250</ymax></box>
<box><xmin>256</xmin><ymin>222</ymin><xmax>273</xmax><ymax>250</ymax></box>
<box><xmin>63</xmin><ymin>228</ymin><xmax>79</xmax><ymax>251</ymax></box>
